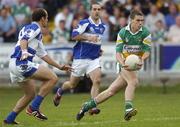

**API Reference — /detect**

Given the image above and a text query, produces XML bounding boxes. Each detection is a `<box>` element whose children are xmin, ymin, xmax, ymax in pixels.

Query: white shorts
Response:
<box><xmin>71</xmin><ymin>58</ymin><xmax>100</xmax><ymax>77</ymax></box>
<box><xmin>9</xmin><ymin>58</ymin><xmax>39</xmax><ymax>83</ymax></box>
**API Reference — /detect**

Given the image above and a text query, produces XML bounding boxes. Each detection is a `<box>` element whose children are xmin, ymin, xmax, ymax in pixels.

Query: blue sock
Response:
<box><xmin>5</xmin><ymin>111</ymin><xmax>17</xmax><ymax>123</ymax></box>
<box><xmin>57</xmin><ymin>88</ymin><xmax>63</xmax><ymax>96</ymax></box>
<box><xmin>30</xmin><ymin>95</ymin><xmax>44</xmax><ymax>111</ymax></box>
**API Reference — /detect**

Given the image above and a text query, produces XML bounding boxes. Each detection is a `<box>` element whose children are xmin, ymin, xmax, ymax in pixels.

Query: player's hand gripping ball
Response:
<box><xmin>125</xmin><ymin>54</ymin><xmax>141</xmax><ymax>71</ymax></box>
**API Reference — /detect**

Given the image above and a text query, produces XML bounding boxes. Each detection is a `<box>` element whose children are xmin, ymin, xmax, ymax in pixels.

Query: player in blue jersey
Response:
<box><xmin>53</xmin><ymin>2</ymin><xmax>105</xmax><ymax>115</ymax></box>
<box><xmin>3</xmin><ymin>8</ymin><xmax>72</xmax><ymax>125</ymax></box>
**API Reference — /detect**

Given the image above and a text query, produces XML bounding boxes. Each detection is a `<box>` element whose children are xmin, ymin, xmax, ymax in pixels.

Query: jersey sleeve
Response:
<box><xmin>20</xmin><ymin>24</ymin><xmax>41</xmax><ymax>42</ymax></box>
<box><xmin>142</xmin><ymin>33</ymin><xmax>152</xmax><ymax>52</ymax></box>
<box><xmin>116</xmin><ymin>29</ymin><xmax>124</xmax><ymax>53</ymax></box>
<box><xmin>71</xmin><ymin>19</ymin><xmax>89</xmax><ymax>38</ymax></box>
<box><xmin>36</xmin><ymin>41</ymin><xmax>47</xmax><ymax>58</ymax></box>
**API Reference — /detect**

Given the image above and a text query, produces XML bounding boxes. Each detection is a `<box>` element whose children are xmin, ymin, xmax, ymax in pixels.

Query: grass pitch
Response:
<box><xmin>1</xmin><ymin>85</ymin><xmax>180</xmax><ymax>127</ymax></box>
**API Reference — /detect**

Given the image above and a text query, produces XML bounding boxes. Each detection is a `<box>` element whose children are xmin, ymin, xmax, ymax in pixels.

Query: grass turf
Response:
<box><xmin>1</xmin><ymin>85</ymin><xmax>180</xmax><ymax>127</ymax></box>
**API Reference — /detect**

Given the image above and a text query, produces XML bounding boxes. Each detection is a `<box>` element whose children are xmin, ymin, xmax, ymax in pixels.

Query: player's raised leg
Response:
<box><xmin>26</xmin><ymin>65</ymin><xmax>58</xmax><ymax>120</ymax></box>
<box><xmin>95</xmin><ymin>74</ymin><xmax>126</xmax><ymax>104</ymax></box>
<box><xmin>121</xmin><ymin>69</ymin><xmax>138</xmax><ymax>121</ymax></box>
<box><xmin>76</xmin><ymin>75</ymin><xmax>126</xmax><ymax>120</ymax></box>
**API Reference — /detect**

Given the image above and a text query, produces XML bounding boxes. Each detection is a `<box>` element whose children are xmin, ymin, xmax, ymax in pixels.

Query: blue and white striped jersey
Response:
<box><xmin>72</xmin><ymin>17</ymin><xmax>106</xmax><ymax>60</ymax></box>
<box><xmin>11</xmin><ymin>22</ymin><xmax>47</xmax><ymax>63</ymax></box>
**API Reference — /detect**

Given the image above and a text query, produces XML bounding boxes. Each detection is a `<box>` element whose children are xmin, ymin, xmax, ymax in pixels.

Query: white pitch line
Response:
<box><xmin>144</xmin><ymin>117</ymin><xmax>180</xmax><ymax>121</ymax></box>
<box><xmin>52</xmin><ymin>120</ymin><xmax>120</xmax><ymax>127</ymax></box>
<box><xmin>51</xmin><ymin>117</ymin><xmax>180</xmax><ymax>126</ymax></box>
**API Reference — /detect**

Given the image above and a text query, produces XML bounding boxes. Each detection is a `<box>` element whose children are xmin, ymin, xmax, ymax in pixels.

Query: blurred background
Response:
<box><xmin>1</xmin><ymin>1</ymin><xmax>180</xmax><ymax>127</ymax></box>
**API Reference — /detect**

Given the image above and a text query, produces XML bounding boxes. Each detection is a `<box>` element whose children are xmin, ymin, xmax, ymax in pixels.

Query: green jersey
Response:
<box><xmin>116</xmin><ymin>24</ymin><xmax>151</xmax><ymax>58</ymax></box>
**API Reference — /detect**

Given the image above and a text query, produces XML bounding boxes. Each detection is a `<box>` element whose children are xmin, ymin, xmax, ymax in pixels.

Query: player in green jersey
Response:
<box><xmin>76</xmin><ymin>10</ymin><xmax>151</xmax><ymax>121</ymax></box>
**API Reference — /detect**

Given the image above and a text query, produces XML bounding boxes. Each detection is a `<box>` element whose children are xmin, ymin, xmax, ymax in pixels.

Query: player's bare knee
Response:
<box><xmin>22</xmin><ymin>94</ymin><xmax>35</xmax><ymax>103</ymax></box>
<box><xmin>28</xmin><ymin>93</ymin><xmax>36</xmax><ymax>100</ymax></box>
<box><xmin>69</xmin><ymin>82</ymin><xmax>78</xmax><ymax>89</ymax></box>
<box><xmin>130</xmin><ymin>79</ymin><xmax>139</xmax><ymax>87</ymax></box>
<box><xmin>135</xmin><ymin>79</ymin><xmax>139</xmax><ymax>87</ymax></box>
<box><xmin>70</xmin><ymin>85</ymin><xmax>75</xmax><ymax>89</ymax></box>
<box><xmin>92</xmin><ymin>78</ymin><xmax>101</xmax><ymax>86</ymax></box>
<box><xmin>25</xmin><ymin>91</ymin><xmax>36</xmax><ymax>99</ymax></box>
<box><xmin>28</xmin><ymin>92</ymin><xmax>35</xmax><ymax>99</ymax></box>
<box><xmin>126</xmin><ymin>78</ymin><xmax>138</xmax><ymax>88</ymax></box>
<box><xmin>50</xmin><ymin>74</ymin><xmax>58</xmax><ymax>85</ymax></box>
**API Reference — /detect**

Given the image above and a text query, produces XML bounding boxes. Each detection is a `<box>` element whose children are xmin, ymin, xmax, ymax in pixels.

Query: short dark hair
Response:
<box><xmin>130</xmin><ymin>10</ymin><xmax>144</xmax><ymax>19</ymax></box>
<box><xmin>90</xmin><ymin>2</ymin><xmax>102</xmax><ymax>10</ymax></box>
<box><xmin>32</xmin><ymin>8</ymin><xmax>47</xmax><ymax>22</ymax></box>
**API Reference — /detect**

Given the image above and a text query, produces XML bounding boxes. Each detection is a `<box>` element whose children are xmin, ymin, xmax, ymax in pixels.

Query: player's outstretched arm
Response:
<box><xmin>41</xmin><ymin>55</ymin><xmax>73</xmax><ymax>72</ymax></box>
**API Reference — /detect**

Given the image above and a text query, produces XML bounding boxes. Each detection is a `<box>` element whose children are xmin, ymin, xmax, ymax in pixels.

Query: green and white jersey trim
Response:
<box><xmin>143</xmin><ymin>34</ymin><xmax>151</xmax><ymax>46</ymax></box>
<box><xmin>125</xmin><ymin>24</ymin><xmax>143</xmax><ymax>35</ymax></box>
<box><xmin>116</xmin><ymin>34</ymin><xmax>123</xmax><ymax>44</ymax></box>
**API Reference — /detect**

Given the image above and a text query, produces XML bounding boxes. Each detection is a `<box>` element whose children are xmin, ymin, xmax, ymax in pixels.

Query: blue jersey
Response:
<box><xmin>10</xmin><ymin>22</ymin><xmax>47</xmax><ymax>64</ymax></box>
<box><xmin>72</xmin><ymin>17</ymin><xmax>105</xmax><ymax>60</ymax></box>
